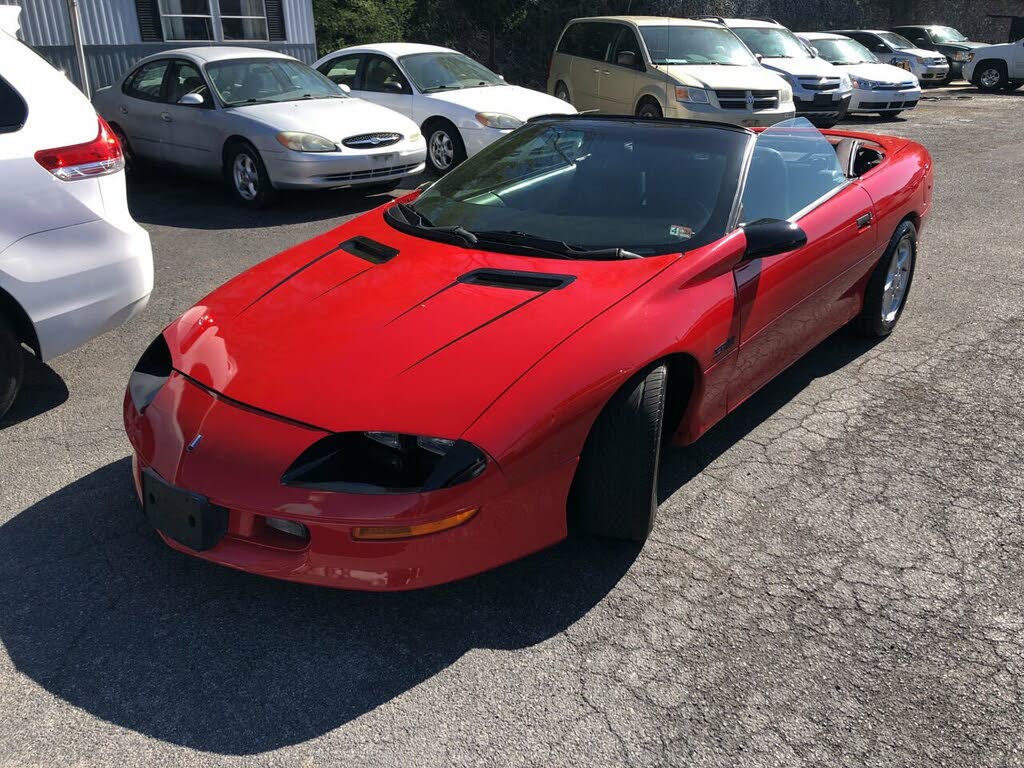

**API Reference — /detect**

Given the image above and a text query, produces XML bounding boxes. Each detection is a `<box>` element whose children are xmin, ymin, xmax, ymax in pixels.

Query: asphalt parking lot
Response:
<box><xmin>2</xmin><ymin>83</ymin><xmax>1023</xmax><ymax>767</ymax></box>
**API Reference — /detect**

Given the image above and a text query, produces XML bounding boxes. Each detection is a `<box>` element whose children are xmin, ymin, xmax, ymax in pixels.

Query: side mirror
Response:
<box><xmin>742</xmin><ymin>219</ymin><xmax>807</xmax><ymax>259</ymax></box>
<box><xmin>339</xmin><ymin>83</ymin><xmax>351</xmax><ymax>94</ymax></box>
<box><xmin>384</xmin><ymin>81</ymin><xmax>405</xmax><ymax>92</ymax></box>
<box><xmin>755</xmin><ymin>53</ymin><xmax>764</xmax><ymax>63</ymax></box>
<box><xmin>178</xmin><ymin>92</ymin><xmax>204</xmax><ymax>106</ymax></box>
<box><xmin>616</xmin><ymin>50</ymin><xmax>637</xmax><ymax>67</ymax></box>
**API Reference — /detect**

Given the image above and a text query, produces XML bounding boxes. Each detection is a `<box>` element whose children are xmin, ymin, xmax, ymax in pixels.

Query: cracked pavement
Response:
<box><xmin>1</xmin><ymin>85</ymin><xmax>1022</xmax><ymax>766</ymax></box>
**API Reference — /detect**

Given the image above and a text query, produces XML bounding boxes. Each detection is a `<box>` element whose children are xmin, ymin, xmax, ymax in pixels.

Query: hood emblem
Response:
<box><xmin>746</xmin><ymin>91</ymin><xmax>755</xmax><ymax>108</ymax></box>
<box><xmin>187</xmin><ymin>434</ymin><xmax>203</xmax><ymax>452</ymax></box>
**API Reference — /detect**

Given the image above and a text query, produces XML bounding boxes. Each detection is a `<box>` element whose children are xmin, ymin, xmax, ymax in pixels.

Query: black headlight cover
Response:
<box><xmin>282</xmin><ymin>432</ymin><xmax>487</xmax><ymax>494</ymax></box>
<box><xmin>129</xmin><ymin>333</ymin><xmax>172</xmax><ymax>413</ymax></box>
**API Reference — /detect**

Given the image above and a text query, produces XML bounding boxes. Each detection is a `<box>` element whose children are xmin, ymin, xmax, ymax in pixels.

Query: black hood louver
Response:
<box><xmin>341</xmin><ymin>237</ymin><xmax>399</xmax><ymax>264</ymax></box>
<box><xmin>458</xmin><ymin>269</ymin><xmax>575</xmax><ymax>292</ymax></box>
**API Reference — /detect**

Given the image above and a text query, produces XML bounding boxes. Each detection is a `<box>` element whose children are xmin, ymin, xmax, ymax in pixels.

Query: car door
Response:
<box><xmin>599</xmin><ymin>24</ymin><xmax>643</xmax><ymax>114</ymax></box>
<box><xmin>570</xmin><ymin>21</ymin><xmax>617</xmax><ymax>111</ymax></box>
<box><xmin>352</xmin><ymin>54</ymin><xmax>413</xmax><ymax>118</ymax></box>
<box><xmin>316</xmin><ymin>52</ymin><xmax>362</xmax><ymax>91</ymax></box>
<box><xmin>1011</xmin><ymin>39</ymin><xmax>1024</xmax><ymax>78</ymax></box>
<box><xmin>729</xmin><ymin>123</ymin><xmax>878</xmax><ymax>409</ymax></box>
<box><xmin>158</xmin><ymin>58</ymin><xmax>221</xmax><ymax>171</ymax></box>
<box><xmin>116</xmin><ymin>59</ymin><xmax>173</xmax><ymax>161</ymax></box>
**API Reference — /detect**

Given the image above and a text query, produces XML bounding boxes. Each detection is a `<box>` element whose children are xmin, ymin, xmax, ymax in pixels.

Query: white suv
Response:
<box><xmin>714</xmin><ymin>18</ymin><xmax>852</xmax><ymax>128</ymax></box>
<box><xmin>0</xmin><ymin>7</ymin><xmax>153</xmax><ymax>418</ymax></box>
<box><xmin>548</xmin><ymin>16</ymin><xmax>794</xmax><ymax>128</ymax></box>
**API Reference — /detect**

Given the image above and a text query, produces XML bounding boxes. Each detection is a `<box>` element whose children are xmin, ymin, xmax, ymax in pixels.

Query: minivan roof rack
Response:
<box><xmin>694</xmin><ymin>16</ymin><xmax>725</xmax><ymax>24</ymax></box>
<box><xmin>750</xmin><ymin>17</ymin><xmax>780</xmax><ymax>24</ymax></box>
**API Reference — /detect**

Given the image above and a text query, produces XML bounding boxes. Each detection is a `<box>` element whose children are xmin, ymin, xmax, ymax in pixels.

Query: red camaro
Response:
<box><xmin>125</xmin><ymin>115</ymin><xmax>932</xmax><ymax>590</ymax></box>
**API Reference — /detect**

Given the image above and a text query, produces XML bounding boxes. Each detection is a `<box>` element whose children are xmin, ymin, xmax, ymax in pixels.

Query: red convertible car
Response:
<box><xmin>125</xmin><ymin>115</ymin><xmax>932</xmax><ymax>590</ymax></box>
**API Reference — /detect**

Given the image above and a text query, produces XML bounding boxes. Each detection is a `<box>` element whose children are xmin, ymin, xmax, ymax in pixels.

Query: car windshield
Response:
<box><xmin>206</xmin><ymin>58</ymin><xmax>345</xmax><ymax>106</ymax></box>
<box><xmin>733</xmin><ymin>26</ymin><xmax>811</xmax><ymax>59</ymax></box>
<box><xmin>809</xmin><ymin>37</ymin><xmax>877</xmax><ymax>64</ymax></box>
<box><xmin>399</xmin><ymin>52</ymin><xmax>504</xmax><ymax>93</ymax></box>
<box><xmin>399</xmin><ymin>119</ymin><xmax>750</xmax><ymax>257</ymax></box>
<box><xmin>639</xmin><ymin>25</ymin><xmax>758</xmax><ymax>66</ymax></box>
<box><xmin>877</xmin><ymin>31</ymin><xmax>917</xmax><ymax>50</ymax></box>
<box><xmin>928</xmin><ymin>26</ymin><xmax>968</xmax><ymax>43</ymax></box>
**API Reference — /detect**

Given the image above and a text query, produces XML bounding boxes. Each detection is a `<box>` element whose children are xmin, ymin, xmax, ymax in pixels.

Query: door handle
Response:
<box><xmin>856</xmin><ymin>212</ymin><xmax>873</xmax><ymax>228</ymax></box>
<box><xmin>592</xmin><ymin>68</ymin><xmax>600</xmax><ymax>73</ymax></box>
<box><xmin>160</xmin><ymin>112</ymin><xmax>172</xmax><ymax>122</ymax></box>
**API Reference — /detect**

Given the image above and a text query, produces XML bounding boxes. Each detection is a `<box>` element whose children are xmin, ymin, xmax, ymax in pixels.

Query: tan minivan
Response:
<box><xmin>548</xmin><ymin>16</ymin><xmax>795</xmax><ymax>127</ymax></box>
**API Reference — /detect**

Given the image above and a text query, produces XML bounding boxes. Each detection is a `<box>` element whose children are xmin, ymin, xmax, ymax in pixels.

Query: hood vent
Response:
<box><xmin>341</xmin><ymin>237</ymin><xmax>399</xmax><ymax>264</ymax></box>
<box><xmin>458</xmin><ymin>269</ymin><xmax>575</xmax><ymax>292</ymax></box>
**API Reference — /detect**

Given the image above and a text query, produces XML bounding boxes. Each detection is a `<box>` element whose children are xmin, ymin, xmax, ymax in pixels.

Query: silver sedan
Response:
<box><xmin>93</xmin><ymin>47</ymin><xmax>427</xmax><ymax>207</ymax></box>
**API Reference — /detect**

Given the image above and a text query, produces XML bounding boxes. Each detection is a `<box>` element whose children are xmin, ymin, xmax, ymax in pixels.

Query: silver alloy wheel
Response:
<box><xmin>429</xmin><ymin>129</ymin><xmax>454</xmax><ymax>171</ymax></box>
<box><xmin>980</xmin><ymin>67</ymin><xmax>1002</xmax><ymax>88</ymax></box>
<box><xmin>882</xmin><ymin>236</ymin><xmax>913</xmax><ymax>323</ymax></box>
<box><xmin>232</xmin><ymin>152</ymin><xmax>259</xmax><ymax>201</ymax></box>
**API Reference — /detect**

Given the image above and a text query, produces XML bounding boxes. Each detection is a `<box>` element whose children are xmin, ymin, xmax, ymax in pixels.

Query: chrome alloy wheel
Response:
<box><xmin>882</xmin><ymin>236</ymin><xmax>913</xmax><ymax>323</ymax></box>
<box><xmin>979</xmin><ymin>67</ymin><xmax>1002</xmax><ymax>88</ymax></box>
<box><xmin>429</xmin><ymin>130</ymin><xmax>454</xmax><ymax>171</ymax></box>
<box><xmin>232</xmin><ymin>152</ymin><xmax>260</xmax><ymax>201</ymax></box>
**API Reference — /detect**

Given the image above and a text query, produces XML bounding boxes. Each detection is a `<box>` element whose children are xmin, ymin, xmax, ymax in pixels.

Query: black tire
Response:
<box><xmin>225</xmin><ymin>140</ymin><xmax>278</xmax><ymax>208</ymax></box>
<box><xmin>109</xmin><ymin>122</ymin><xmax>145</xmax><ymax>179</ymax></box>
<box><xmin>554</xmin><ymin>81</ymin><xmax>571</xmax><ymax>105</ymax></box>
<box><xmin>974</xmin><ymin>60</ymin><xmax>1007</xmax><ymax>92</ymax></box>
<box><xmin>424</xmin><ymin>119</ymin><xmax>466</xmax><ymax>175</ymax></box>
<box><xmin>568</xmin><ymin>363</ymin><xmax>668</xmax><ymax>541</ymax></box>
<box><xmin>360</xmin><ymin>180</ymin><xmax>401</xmax><ymax>195</ymax></box>
<box><xmin>0</xmin><ymin>319</ymin><xmax>23</xmax><ymax>421</ymax></box>
<box><xmin>858</xmin><ymin>220</ymin><xmax>917</xmax><ymax>338</ymax></box>
<box><xmin>636</xmin><ymin>99</ymin><xmax>663</xmax><ymax>119</ymax></box>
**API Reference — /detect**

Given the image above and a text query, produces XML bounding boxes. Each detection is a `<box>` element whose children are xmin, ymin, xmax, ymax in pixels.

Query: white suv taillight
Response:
<box><xmin>34</xmin><ymin>116</ymin><xmax>124</xmax><ymax>181</ymax></box>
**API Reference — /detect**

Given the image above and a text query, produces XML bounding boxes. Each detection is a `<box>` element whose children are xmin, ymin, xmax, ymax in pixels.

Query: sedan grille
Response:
<box><xmin>342</xmin><ymin>132</ymin><xmax>403</xmax><ymax>149</ymax></box>
<box><xmin>875</xmin><ymin>81</ymin><xmax>918</xmax><ymax>91</ymax></box>
<box><xmin>320</xmin><ymin>162</ymin><xmax>421</xmax><ymax>183</ymax></box>
<box><xmin>714</xmin><ymin>89</ymin><xmax>779</xmax><ymax>110</ymax></box>
<box><xmin>796</xmin><ymin>76</ymin><xmax>842</xmax><ymax>91</ymax></box>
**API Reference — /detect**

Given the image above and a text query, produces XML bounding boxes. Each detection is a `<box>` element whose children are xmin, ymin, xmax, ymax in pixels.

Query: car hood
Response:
<box><xmin>659</xmin><ymin>63</ymin><xmax>788</xmax><ymax>91</ymax></box>
<box><xmin>938</xmin><ymin>41</ymin><xmax>987</xmax><ymax>50</ymax></box>
<box><xmin>227</xmin><ymin>97</ymin><xmax>420</xmax><ymax>143</ymax></box>
<box><xmin>425</xmin><ymin>84</ymin><xmax>576</xmax><ymax>119</ymax></box>
<box><xmin>168</xmin><ymin>208</ymin><xmax>674</xmax><ymax>437</ymax></box>
<box><xmin>837</xmin><ymin>62</ymin><xmax>919</xmax><ymax>84</ymax></box>
<box><xmin>897</xmin><ymin>47</ymin><xmax>947</xmax><ymax>60</ymax></box>
<box><xmin>968</xmin><ymin>41</ymin><xmax>1019</xmax><ymax>56</ymax></box>
<box><xmin>759</xmin><ymin>56</ymin><xmax>840</xmax><ymax>77</ymax></box>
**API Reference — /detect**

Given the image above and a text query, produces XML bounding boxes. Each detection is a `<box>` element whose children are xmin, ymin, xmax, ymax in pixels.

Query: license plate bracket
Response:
<box><xmin>813</xmin><ymin>93</ymin><xmax>834</xmax><ymax>106</ymax></box>
<box><xmin>370</xmin><ymin>152</ymin><xmax>398</xmax><ymax>166</ymax></box>
<box><xmin>142</xmin><ymin>469</ymin><xmax>228</xmax><ymax>551</ymax></box>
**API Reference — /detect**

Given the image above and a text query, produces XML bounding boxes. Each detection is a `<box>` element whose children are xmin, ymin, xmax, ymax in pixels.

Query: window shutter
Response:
<box><xmin>265</xmin><ymin>0</ymin><xmax>287</xmax><ymax>41</ymax></box>
<box><xmin>135</xmin><ymin>0</ymin><xmax>163</xmax><ymax>42</ymax></box>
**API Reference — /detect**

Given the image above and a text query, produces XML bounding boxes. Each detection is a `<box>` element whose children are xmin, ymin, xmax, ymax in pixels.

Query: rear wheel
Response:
<box><xmin>226</xmin><ymin>140</ymin><xmax>277</xmax><ymax>208</ymax></box>
<box><xmin>554</xmin><ymin>81</ymin><xmax>571</xmax><ymax>104</ymax></box>
<box><xmin>636</xmin><ymin>99</ymin><xmax>663</xmax><ymax>119</ymax></box>
<box><xmin>975</xmin><ymin>61</ymin><xmax>1007</xmax><ymax>91</ymax></box>
<box><xmin>568</xmin><ymin>363</ymin><xmax>667</xmax><ymax>541</ymax></box>
<box><xmin>858</xmin><ymin>221</ymin><xmax>916</xmax><ymax>338</ymax></box>
<box><xmin>0</xmin><ymin>319</ymin><xmax>23</xmax><ymax>421</ymax></box>
<box><xmin>109</xmin><ymin>122</ymin><xmax>143</xmax><ymax>178</ymax></box>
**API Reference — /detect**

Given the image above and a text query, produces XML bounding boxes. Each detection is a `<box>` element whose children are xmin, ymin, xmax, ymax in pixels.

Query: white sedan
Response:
<box><xmin>0</xmin><ymin>6</ymin><xmax>152</xmax><ymax>418</ymax></box>
<box><xmin>313</xmin><ymin>43</ymin><xmax>575</xmax><ymax>174</ymax></box>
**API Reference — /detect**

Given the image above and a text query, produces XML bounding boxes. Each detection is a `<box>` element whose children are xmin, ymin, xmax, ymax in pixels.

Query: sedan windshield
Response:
<box><xmin>399</xmin><ymin>52</ymin><xmax>504</xmax><ymax>93</ymax></box>
<box><xmin>877</xmin><ymin>31</ymin><xmax>917</xmax><ymax>50</ymax></box>
<box><xmin>398</xmin><ymin>119</ymin><xmax>750</xmax><ymax>257</ymax></box>
<box><xmin>734</xmin><ymin>27</ymin><xmax>811</xmax><ymax>59</ymax></box>
<box><xmin>207</xmin><ymin>58</ymin><xmax>345</xmax><ymax>106</ymax></box>
<box><xmin>928</xmin><ymin>26</ymin><xmax>968</xmax><ymax>43</ymax></box>
<box><xmin>810</xmin><ymin>38</ymin><xmax>877</xmax><ymax>64</ymax></box>
<box><xmin>639</xmin><ymin>26</ymin><xmax>758</xmax><ymax>66</ymax></box>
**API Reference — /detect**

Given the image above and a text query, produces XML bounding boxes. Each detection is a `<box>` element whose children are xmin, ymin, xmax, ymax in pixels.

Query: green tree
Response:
<box><xmin>313</xmin><ymin>0</ymin><xmax>417</xmax><ymax>57</ymax></box>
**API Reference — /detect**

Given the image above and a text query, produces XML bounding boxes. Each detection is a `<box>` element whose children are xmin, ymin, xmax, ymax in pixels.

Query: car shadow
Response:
<box><xmin>0</xmin><ymin>456</ymin><xmax>640</xmax><ymax>755</ymax></box>
<box><xmin>0</xmin><ymin>351</ymin><xmax>68</xmax><ymax>429</ymax></box>
<box><xmin>657</xmin><ymin>325</ymin><xmax>881</xmax><ymax>502</ymax></box>
<box><xmin>126</xmin><ymin>170</ymin><xmax>430</xmax><ymax>231</ymax></box>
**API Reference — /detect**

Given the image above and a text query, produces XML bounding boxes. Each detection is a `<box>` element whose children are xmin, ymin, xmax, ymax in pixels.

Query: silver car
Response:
<box><xmin>93</xmin><ymin>47</ymin><xmax>427</xmax><ymax>207</ymax></box>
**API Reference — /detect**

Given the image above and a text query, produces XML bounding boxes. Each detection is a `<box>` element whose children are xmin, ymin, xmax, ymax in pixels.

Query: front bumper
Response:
<box><xmin>849</xmin><ymin>86</ymin><xmax>921</xmax><ymax>113</ymax></box>
<box><xmin>124</xmin><ymin>372</ymin><xmax>572</xmax><ymax>590</ymax></box>
<box><xmin>915</xmin><ymin>63</ymin><xmax>950</xmax><ymax>82</ymax></box>
<box><xmin>793</xmin><ymin>92</ymin><xmax>852</xmax><ymax>118</ymax></box>
<box><xmin>262</xmin><ymin>143</ymin><xmax>427</xmax><ymax>190</ymax></box>
<box><xmin>460</xmin><ymin>125</ymin><xmax>514</xmax><ymax>158</ymax></box>
<box><xmin>664</xmin><ymin>100</ymin><xmax>795</xmax><ymax>128</ymax></box>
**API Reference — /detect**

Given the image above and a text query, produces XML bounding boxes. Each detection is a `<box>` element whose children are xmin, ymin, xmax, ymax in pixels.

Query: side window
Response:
<box><xmin>125</xmin><ymin>60</ymin><xmax>172</xmax><ymax>101</ymax></box>
<box><xmin>319</xmin><ymin>54</ymin><xmax>361</xmax><ymax>88</ymax></box>
<box><xmin>577</xmin><ymin>22</ymin><xmax>618</xmax><ymax>62</ymax></box>
<box><xmin>610</xmin><ymin>26</ymin><xmax>643</xmax><ymax>69</ymax></box>
<box><xmin>557</xmin><ymin>24</ymin><xmax>583</xmax><ymax>56</ymax></box>
<box><xmin>860</xmin><ymin>34</ymin><xmax>889</xmax><ymax>53</ymax></box>
<box><xmin>0</xmin><ymin>75</ymin><xmax>27</xmax><ymax>133</ymax></box>
<box><xmin>361</xmin><ymin>55</ymin><xmax>409</xmax><ymax>93</ymax></box>
<box><xmin>166</xmin><ymin>60</ymin><xmax>211</xmax><ymax>106</ymax></box>
<box><xmin>741</xmin><ymin>118</ymin><xmax>847</xmax><ymax>225</ymax></box>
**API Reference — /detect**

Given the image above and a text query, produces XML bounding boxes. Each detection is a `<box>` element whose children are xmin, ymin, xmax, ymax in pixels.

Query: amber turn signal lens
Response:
<box><xmin>352</xmin><ymin>507</ymin><xmax>478</xmax><ymax>541</ymax></box>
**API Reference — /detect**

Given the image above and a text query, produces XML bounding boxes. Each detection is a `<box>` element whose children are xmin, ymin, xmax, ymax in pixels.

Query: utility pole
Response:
<box><xmin>65</xmin><ymin>0</ymin><xmax>90</xmax><ymax>97</ymax></box>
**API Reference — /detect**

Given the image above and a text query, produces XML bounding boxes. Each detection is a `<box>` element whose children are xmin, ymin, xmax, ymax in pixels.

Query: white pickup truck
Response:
<box><xmin>963</xmin><ymin>38</ymin><xmax>1024</xmax><ymax>92</ymax></box>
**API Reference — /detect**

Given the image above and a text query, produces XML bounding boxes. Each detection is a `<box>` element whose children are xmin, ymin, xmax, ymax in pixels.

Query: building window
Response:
<box><xmin>159</xmin><ymin>0</ymin><xmax>214</xmax><ymax>41</ymax></box>
<box><xmin>219</xmin><ymin>0</ymin><xmax>268</xmax><ymax>41</ymax></box>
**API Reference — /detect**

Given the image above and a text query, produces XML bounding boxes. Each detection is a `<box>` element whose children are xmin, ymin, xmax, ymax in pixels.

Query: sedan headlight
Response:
<box><xmin>779</xmin><ymin>86</ymin><xmax>793</xmax><ymax>104</ymax></box>
<box><xmin>850</xmin><ymin>75</ymin><xmax>883</xmax><ymax>90</ymax></box>
<box><xmin>282</xmin><ymin>431</ymin><xmax>488</xmax><ymax>493</ymax></box>
<box><xmin>475</xmin><ymin>112</ymin><xmax>523</xmax><ymax>130</ymax></box>
<box><xmin>675</xmin><ymin>86</ymin><xmax>710</xmax><ymax>104</ymax></box>
<box><xmin>276</xmin><ymin>132</ymin><xmax>338</xmax><ymax>152</ymax></box>
<box><xmin>953</xmin><ymin>50</ymin><xmax>971</xmax><ymax>62</ymax></box>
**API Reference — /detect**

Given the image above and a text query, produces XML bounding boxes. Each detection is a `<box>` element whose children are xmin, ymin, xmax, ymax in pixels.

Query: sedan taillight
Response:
<box><xmin>34</xmin><ymin>116</ymin><xmax>124</xmax><ymax>181</ymax></box>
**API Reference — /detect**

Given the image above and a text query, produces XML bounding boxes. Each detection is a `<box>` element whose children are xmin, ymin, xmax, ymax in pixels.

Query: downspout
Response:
<box><xmin>65</xmin><ymin>0</ymin><xmax>90</xmax><ymax>97</ymax></box>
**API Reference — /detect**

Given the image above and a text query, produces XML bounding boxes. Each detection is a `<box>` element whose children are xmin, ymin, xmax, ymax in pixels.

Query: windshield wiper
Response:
<box><xmin>474</xmin><ymin>230</ymin><xmax>643</xmax><ymax>260</ymax></box>
<box><xmin>422</xmin><ymin>84</ymin><xmax>459</xmax><ymax>93</ymax></box>
<box><xmin>392</xmin><ymin>203</ymin><xmax>478</xmax><ymax>246</ymax></box>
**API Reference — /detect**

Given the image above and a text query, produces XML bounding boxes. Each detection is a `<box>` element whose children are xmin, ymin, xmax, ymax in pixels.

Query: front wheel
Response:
<box><xmin>975</xmin><ymin>61</ymin><xmax>1007</xmax><ymax>91</ymax></box>
<box><xmin>226</xmin><ymin>141</ymin><xmax>277</xmax><ymax>208</ymax></box>
<box><xmin>0</xmin><ymin>319</ymin><xmax>24</xmax><ymax>421</ymax></box>
<box><xmin>636</xmin><ymin>100</ymin><xmax>663</xmax><ymax>119</ymax></box>
<box><xmin>568</xmin><ymin>363</ymin><xmax>668</xmax><ymax>541</ymax></box>
<box><xmin>425</xmin><ymin>121</ymin><xmax>466</xmax><ymax>175</ymax></box>
<box><xmin>858</xmin><ymin>220</ymin><xmax>916</xmax><ymax>338</ymax></box>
